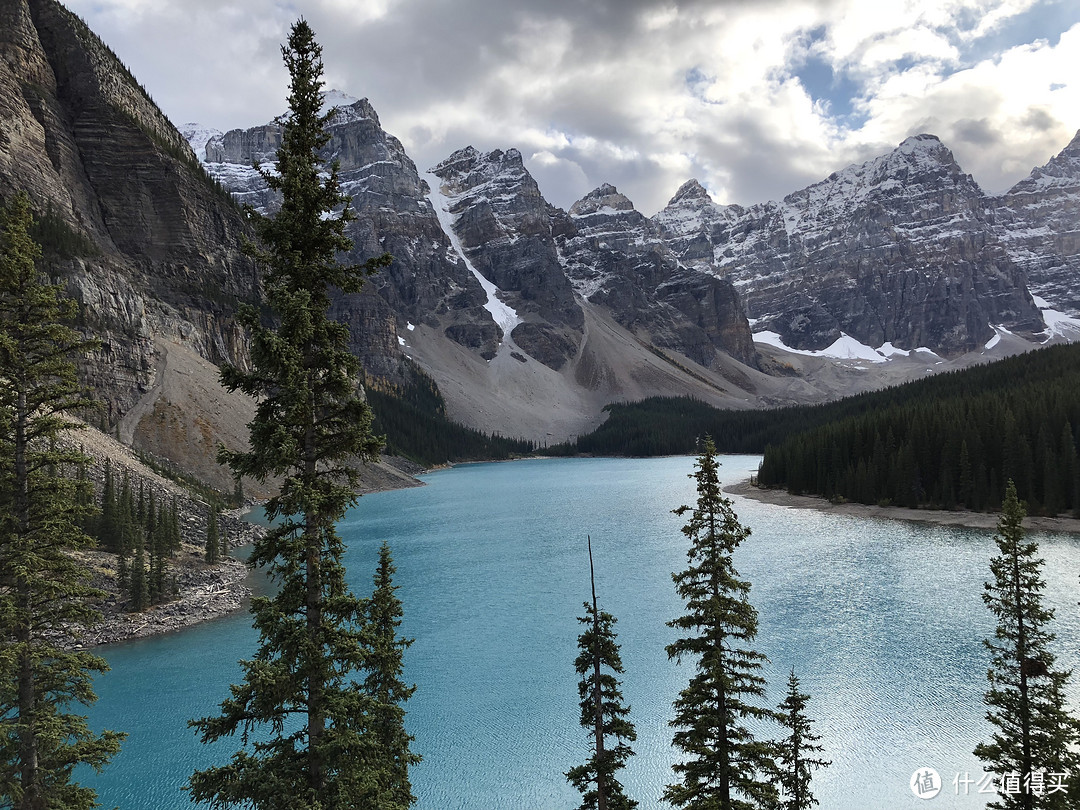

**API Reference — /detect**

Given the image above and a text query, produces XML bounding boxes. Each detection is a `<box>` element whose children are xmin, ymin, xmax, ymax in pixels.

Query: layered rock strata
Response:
<box><xmin>655</xmin><ymin>135</ymin><xmax>1044</xmax><ymax>354</ymax></box>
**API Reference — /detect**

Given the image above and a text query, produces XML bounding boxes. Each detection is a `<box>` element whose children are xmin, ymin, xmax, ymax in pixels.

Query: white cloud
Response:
<box><xmin>62</xmin><ymin>0</ymin><xmax>1080</xmax><ymax>214</ymax></box>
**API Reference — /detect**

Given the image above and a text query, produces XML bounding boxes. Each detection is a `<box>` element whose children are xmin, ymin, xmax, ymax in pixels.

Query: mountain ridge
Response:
<box><xmin>3</xmin><ymin>0</ymin><xmax>1078</xmax><ymax>488</ymax></box>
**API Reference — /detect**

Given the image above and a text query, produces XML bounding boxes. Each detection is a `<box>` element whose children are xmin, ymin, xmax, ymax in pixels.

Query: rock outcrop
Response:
<box><xmin>429</xmin><ymin>146</ymin><xmax>585</xmax><ymax>369</ymax></box>
<box><xmin>0</xmin><ymin>0</ymin><xmax>257</xmax><ymax>484</ymax></box>
<box><xmin>656</xmin><ymin>135</ymin><xmax>1045</xmax><ymax>354</ymax></box>
<box><xmin>558</xmin><ymin>183</ymin><xmax>756</xmax><ymax>368</ymax></box>
<box><xmin>996</xmin><ymin>129</ymin><xmax>1080</xmax><ymax>315</ymax></box>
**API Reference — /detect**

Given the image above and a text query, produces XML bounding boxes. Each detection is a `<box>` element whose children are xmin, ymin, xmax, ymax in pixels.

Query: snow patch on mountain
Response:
<box><xmin>754</xmin><ymin>331</ymin><xmax>887</xmax><ymax>363</ymax></box>
<box><xmin>321</xmin><ymin>89</ymin><xmax>360</xmax><ymax>113</ymax></box>
<box><xmin>754</xmin><ymin>331</ymin><xmax>949</xmax><ymax>363</ymax></box>
<box><xmin>423</xmin><ymin>172</ymin><xmax>521</xmax><ymax>340</ymax></box>
<box><xmin>178</xmin><ymin>124</ymin><xmax>222</xmax><ymax>162</ymax></box>
<box><xmin>1032</xmin><ymin>296</ymin><xmax>1080</xmax><ymax>341</ymax></box>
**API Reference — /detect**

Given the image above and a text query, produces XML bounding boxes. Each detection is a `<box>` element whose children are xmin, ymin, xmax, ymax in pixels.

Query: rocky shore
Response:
<box><xmin>75</xmin><ymin>546</ymin><xmax>254</xmax><ymax>648</ymax></box>
<box><xmin>727</xmin><ymin>479</ymin><xmax>1080</xmax><ymax>534</ymax></box>
<box><xmin>64</xmin><ymin>417</ymin><xmax>425</xmax><ymax>648</ymax></box>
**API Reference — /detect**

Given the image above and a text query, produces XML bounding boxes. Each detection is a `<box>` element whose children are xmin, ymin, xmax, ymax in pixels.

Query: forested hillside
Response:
<box><xmin>757</xmin><ymin>344</ymin><xmax>1080</xmax><ymax>514</ymax></box>
<box><xmin>367</xmin><ymin>364</ymin><xmax>535</xmax><ymax>466</ymax></box>
<box><xmin>557</xmin><ymin>344</ymin><xmax>1080</xmax><ymax>516</ymax></box>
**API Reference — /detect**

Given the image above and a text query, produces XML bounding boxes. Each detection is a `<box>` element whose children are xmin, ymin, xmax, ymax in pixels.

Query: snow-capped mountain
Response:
<box><xmin>996</xmin><ymin>130</ymin><xmax>1080</xmax><ymax>315</ymax></box>
<box><xmin>654</xmin><ymin>134</ymin><xmax>1044</xmax><ymax>354</ymax></box>
<box><xmin>187</xmin><ymin>95</ymin><xmax>501</xmax><ymax>377</ymax></box>
<box><xmin>183</xmin><ymin>93</ymin><xmax>1080</xmax><ymax>438</ymax></box>
<box><xmin>557</xmin><ymin>183</ymin><xmax>756</xmax><ymax>368</ymax></box>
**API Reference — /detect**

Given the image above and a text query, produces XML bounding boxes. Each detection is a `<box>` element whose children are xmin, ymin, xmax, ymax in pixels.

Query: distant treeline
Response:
<box><xmin>552</xmin><ymin>343</ymin><xmax>1080</xmax><ymax>515</ymax></box>
<box><xmin>367</xmin><ymin>364</ymin><xmax>534</xmax><ymax>467</ymax></box>
<box><xmin>549</xmin><ymin>396</ymin><xmax>829</xmax><ymax>457</ymax></box>
<box><xmin>757</xmin><ymin>343</ymin><xmax>1080</xmax><ymax>515</ymax></box>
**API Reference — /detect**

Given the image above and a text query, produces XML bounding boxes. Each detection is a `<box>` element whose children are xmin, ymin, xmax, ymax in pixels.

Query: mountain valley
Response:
<box><xmin>2</xmin><ymin>0</ymin><xmax>1079</xmax><ymax>484</ymax></box>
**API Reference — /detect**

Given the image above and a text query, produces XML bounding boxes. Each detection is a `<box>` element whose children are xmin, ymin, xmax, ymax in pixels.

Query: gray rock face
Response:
<box><xmin>190</xmin><ymin>97</ymin><xmax>495</xmax><ymax>371</ymax></box>
<box><xmin>0</xmin><ymin>0</ymin><xmax>256</xmax><ymax>427</ymax></box>
<box><xmin>429</xmin><ymin>146</ymin><xmax>585</xmax><ymax>368</ymax></box>
<box><xmin>996</xmin><ymin>130</ymin><xmax>1080</xmax><ymax>315</ymax></box>
<box><xmin>558</xmin><ymin>184</ymin><xmax>756</xmax><ymax>368</ymax></box>
<box><xmin>656</xmin><ymin>135</ymin><xmax>1044</xmax><ymax>355</ymax></box>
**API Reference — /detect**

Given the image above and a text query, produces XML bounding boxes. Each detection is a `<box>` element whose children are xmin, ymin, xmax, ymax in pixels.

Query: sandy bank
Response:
<box><xmin>726</xmin><ymin>480</ymin><xmax>1080</xmax><ymax>535</ymax></box>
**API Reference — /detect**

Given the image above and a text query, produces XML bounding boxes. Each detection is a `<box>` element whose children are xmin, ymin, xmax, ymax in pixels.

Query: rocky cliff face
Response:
<box><xmin>0</xmin><ymin>0</ymin><xmax>256</xmax><ymax>486</ymax></box>
<box><xmin>557</xmin><ymin>183</ymin><xmax>756</xmax><ymax>367</ymax></box>
<box><xmin>189</xmin><ymin>97</ymin><xmax>496</xmax><ymax>375</ymax></box>
<box><xmin>429</xmin><ymin>146</ymin><xmax>584</xmax><ymax>369</ymax></box>
<box><xmin>996</xmin><ymin>130</ymin><xmax>1080</xmax><ymax>315</ymax></box>
<box><xmin>656</xmin><ymin>135</ymin><xmax>1044</xmax><ymax>355</ymax></box>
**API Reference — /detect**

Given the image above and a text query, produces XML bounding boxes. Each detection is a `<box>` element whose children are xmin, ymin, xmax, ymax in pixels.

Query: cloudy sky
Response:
<box><xmin>65</xmin><ymin>0</ymin><xmax>1080</xmax><ymax>215</ymax></box>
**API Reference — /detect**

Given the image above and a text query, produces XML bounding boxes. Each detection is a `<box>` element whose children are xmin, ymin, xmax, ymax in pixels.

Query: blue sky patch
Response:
<box><xmin>791</xmin><ymin>53</ymin><xmax>866</xmax><ymax>128</ymax></box>
<box><xmin>954</xmin><ymin>0</ymin><xmax>1080</xmax><ymax>66</ymax></box>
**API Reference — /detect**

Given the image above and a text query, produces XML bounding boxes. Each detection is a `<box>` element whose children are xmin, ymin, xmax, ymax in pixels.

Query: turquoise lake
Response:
<box><xmin>80</xmin><ymin>455</ymin><xmax>1080</xmax><ymax>809</ymax></box>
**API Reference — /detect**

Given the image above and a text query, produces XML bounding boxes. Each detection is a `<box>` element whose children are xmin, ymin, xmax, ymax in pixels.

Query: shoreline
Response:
<box><xmin>726</xmin><ymin>479</ymin><xmax>1080</xmax><ymax>534</ymax></box>
<box><xmin>77</xmin><ymin>553</ymin><xmax>254</xmax><ymax>648</ymax></box>
<box><xmin>84</xmin><ymin>461</ymin><xmax>428</xmax><ymax>648</ymax></box>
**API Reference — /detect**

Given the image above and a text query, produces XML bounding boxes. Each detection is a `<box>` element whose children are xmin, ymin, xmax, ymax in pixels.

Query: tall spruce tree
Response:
<box><xmin>0</xmin><ymin>192</ymin><xmax>123</xmax><ymax>809</ymax></box>
<box><xmin>205</xmin><ymin>504</ymin><xmax>219</xmax><ymax>564</ymax></box>
<box><xmin>361</xmin><ymin>542</ymin><xmax>420</xmax><ymax>809</ymax></box>
<box><xmin>566</xmin><ymin>536</ymin><xmax>637</xmax><ymax>810</ymax></box>
<box><xmin>188</xmin><ymin>19</ymin><xmax>392</xmax><ymax>809</ymax></box>
<box><xmin>974</xmin><ymin>480</ymin><xmax>1080</xmax><ymax>810</ymax></box>
<box><xmin>774</xmin><ymin>669</ymin><xmax>829</xmax><ymax>810</ymax></box>
<box><xmin>665</xmin><ymin>436</ymin><xmax>777</xmax><ymax>810</ymax></box>
<box><xmin>126</xmin><ymin>529</ymin><xmax>148</xmax><ymax>613</ymax></box>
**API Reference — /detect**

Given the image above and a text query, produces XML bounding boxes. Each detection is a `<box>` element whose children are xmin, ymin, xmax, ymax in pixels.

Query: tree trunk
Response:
<box><xmin>304</xmin><ymin>383</ymin><xmax>325</xmax><ymax>796</ymax></box>
<box><xmin>1012</xmin><ymin>549</ymin><xmax>1033</xmax><ymax>810</ymax></box>
<box><xmin>588</xmin><ymin>536</ymin><xmax>607</xmax><ymax>810</ymax></box>
<box><xmin>15</xmin><ymin>388</ymin><xmax>41</xmax><ymax>810</ymax></box>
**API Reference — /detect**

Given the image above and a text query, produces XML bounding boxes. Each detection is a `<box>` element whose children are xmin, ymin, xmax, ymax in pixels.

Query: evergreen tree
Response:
<box><xmin>361</xmin><ymin>542</ymin><xmax>420</xmax><ymax>809</ymax></box>
<box><xmin>974</xmin><ymin>480</ymin><xmax>1080</xmax><ymax>809</ymax></box>
<box><xmin>566</xmin><ymin>536</ymin><xmax>637</xmax><ymax>810</ymax></box>
<box><xmin>126</xmin><ymin>525</ymin><xmax>148</xmax><ymax>613</ymax></box>
<box><xmin>205</xmin><ymin>504</ymin><xmax>220</xmax><ymax>564</ymax></box>
<box><xmin>148</xmin><ymin>519</ymin><xmax>167</xmax><ymax>605</ymax></box>
<box><xmin>0</xmin><ymin>191</ymin><xmax>123</xmax><ymax>808</ymax></box>
<box><xmin>144</xmin><ymin>489</ymin><xmax>156</xmax><ymax>537</ymax></box>
<box><xmin>774</xmin><ymin>669</ymin><xmax>829</xmax><ymax>810</ymax></box>
<box><xmin>665</xmin><ymin>436</ymin><xmax>776</xmax><ymax>810</ymax></box>
<box><xmin>116</xmin><ymin>468</ymin><xmax>134</xmax><ymax>557</ymax></box>
<box><xmin>189</xmin><ymin>19</ymin><xmax>392</xmax><ymax>809</ymax></box>
<box><xmin>99</xmin><ymin>459</ymin><xmax>118</xmax><ymax>551</ymax></box>
<box><xmin>116</xmin><ymin>548</ymin><xmax>129</xmax><ymax>595</ymax></box>
<box><xmin>136</xmin><ymin>480</ymin><xmax>146</xmax><ymax>526</ymax></box>
<box><xmin>75</xmin><ymin>456</ymin><xmax>95</xmax><ymax>536</ymax></box>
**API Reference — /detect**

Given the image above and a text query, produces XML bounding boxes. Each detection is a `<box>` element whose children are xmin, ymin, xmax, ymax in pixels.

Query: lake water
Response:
<box><xmin>80</xmin><ymin>455</ymin><xmax>1080</xmax><ymax>809</ymax></box>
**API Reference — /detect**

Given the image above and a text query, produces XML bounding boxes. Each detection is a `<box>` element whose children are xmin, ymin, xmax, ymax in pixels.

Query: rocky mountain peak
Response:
<box><xmin>321</xmin><ymin>88</ymin><xmax>360</xmax><ymax>110</ymax></box>
<box><xmin>670</xmin><ymin>178</ymin><xmax>711</xmax><ymax>205</ymax></box>
<box><xmin>887</xmin><ymin>133</ymin><xmax>964</xmax><ymax>175</ymax></box>
<box><xmin>777</xmin><ymin>132</ymin><xmax>978</xmax><ymax>235</ymax></box>
<box><xmin>568</xmin><ymin>183</ymin><xmax>636</xmax><ymax>217</ymax></box>
<box><xmin>653</xmin><ymin>178</ymin><xmax>740</xmax><ymax>246</ymax></box>
<box><xmin>656</xmin><ymin>131</ymin><xmax>1043</xmax><ymax>355</ymax></box>
<box><xmin>1003</xmin><ymin>128</ymin><xmax>1080</xmax><ymax>196</ymax></box>
<box><xmin>896</xmin><ymin>132</ymin><xmax>946</xmax><ymax>151</ymax></box>
<box><xmin>325</xmin><ymin>96</ymin><xmax>380</xmax><ymax>127</ymax></box>
<box><xmin>996</xmin><ymin>128</ymin><xmax>1080</xmax><ymax>315</ymax></box>
<box><xmin>429</xmin><ymin>143</ymin><xmax>584</xmax><ymax>367</ymax></box>
<box><xmin>429</xmin><ymin>146</ymin><xmax>531</xmax><ymax>200</ymax></box>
